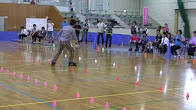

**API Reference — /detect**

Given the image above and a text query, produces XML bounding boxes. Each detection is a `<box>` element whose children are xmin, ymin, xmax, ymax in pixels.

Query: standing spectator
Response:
<box><xmin>188</xmin><ymin>31</ymin><xmax>196</xmax><ymax>58</ymax></box>
<box><xmin>30</xmin><ymin>0</ymin><xmax>35</xmax><ymax>5</ymax></box>
<box><xmin>131</xmin><ymin>21</ymin><xmax>138</xmax><ymax>35</ymax></box>
<box><xmin>70</xmin><ymin>2</ymin><xmax>74</xmax><ymax>12</ymax></box>
<box><xmin>47</xmin><ymin>19</ymin><xmax>54</xmax><ymax>43</ymax></box>
<box><xmin>96</xmin><ymin>19</ymin><xmax>106</xmax><ymax>46</ymax></box>
<box><xmin>129</xmin><ymin>31</ymin><xmax>139</xmax><ymax>51</ymax></box>
<box><xmin>18</xmin><ymin>26</ymin><xmax>28</xmax><ymax>42</ymax></box>
<box><xmin>81</xmin><ymin>19</ymin><xmax>90</xmax><ymax>44</ymax></box>
<box><xmin>171</xmin><ymin>30</ymin><xmax>183</xmax><ymax>57</ymax></box>
<box><xmin>163</xmin><ymin>23</ymin><xmax>169</xmax><ymax>32</ymax></box>
<box><xmin>74</xmin><ymin>21</ymin><xmax>81</xmax><ymax>43</ymax></box>
<box><xmin>105</xmin><ymin>20</ymin><xmax>113</xmax><ymax>48</ymax></box>
<box><xmin>62</xmin><ymin>17</ymin><xmax>69</xmax><ymax>27</ymax></box>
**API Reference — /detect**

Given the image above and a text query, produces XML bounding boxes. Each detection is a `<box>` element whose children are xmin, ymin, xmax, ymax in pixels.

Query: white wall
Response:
<box><xmin>143</xmin><ymin>0</ymin><xmax>177</xmax><ymax>33</ymax></box>
<box><xmin>89</xmin><ymin>0</ymin><xmax>140</xmax><ymax>14</ymax></box>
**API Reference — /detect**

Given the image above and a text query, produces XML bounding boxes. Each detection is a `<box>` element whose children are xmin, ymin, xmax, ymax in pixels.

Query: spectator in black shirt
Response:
<box><xmin>81</xmin><ymin>19</ymin><xmax>90</xmax><ymax>44</ymax></box>
<box><xmin>74</xmin><ymin>21</ymin><xmax>81</xmax><ymax>43</ymax></box>
<box><xmin>105</xmin><ymin>20</ymin><xmax>113</xmax><ymax>48</ymax></box>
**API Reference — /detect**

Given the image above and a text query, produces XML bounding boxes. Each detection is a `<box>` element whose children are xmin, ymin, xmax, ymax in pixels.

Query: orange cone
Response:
<box><xmin>144</xmin><ymin>53</ymin><xmax>147</xmax><ymax>58</ymax></box>
<box><xmin>153</xmin><ymin>54</ymin><xmax>156</xmax><ymax>59</ymax></box>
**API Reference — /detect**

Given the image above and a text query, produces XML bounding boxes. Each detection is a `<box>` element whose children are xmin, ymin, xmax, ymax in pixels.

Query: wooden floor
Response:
<box><xmin>0</xmin><ymin>42</ymin><xmax>196</xmax><ymax>110</ymax></box>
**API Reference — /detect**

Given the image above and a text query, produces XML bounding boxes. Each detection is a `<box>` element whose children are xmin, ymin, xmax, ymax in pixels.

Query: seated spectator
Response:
<box><xmin>171</xmin><ymin>30</ymin><xmax>183</xmax><ymax>57</ymax></box>
<box><xmin>163</xmin><ymin>23</ymin><xmax>169</xmax><ymax>32</ymax></box>
<box><xmin>37</xmin><ymin>27</ymin><xmax>47</xmax><ymax>44</ymax></box>
<box><xmin>129</xmin><ymin>31</ymin><xmax>139</xmax><ymax>51</ymax></box>
<box><xmin>167</xmin><ymin>32</ymin><xmax>173</xmax><ymax>44</ymax></box>
<box><xmin>152</xmin><ymin>29</ymin><xmax>162</xmax><ymax>48</ymax></box>
<box><xmin>139</xmin><ymin>31</ymin><xmax>148</xmax><ymax>52</ymax></box>
<box><xmin>30</xmin><ymin>0</ymin><xmax>35</xmax><ymax>5</ymax></box>
<box><xmin>18</xmin><ymin>26</ymin><xmax>28</xmax><ymax>42</ymax></box>
<box><xmin>159</xmin><ymin>32</ymin><xmax>169</xmax><ymax>54</ymax></box>
<box><xmin>30</xmin><ymin>24</ymin><xmax>39</xmax><ymax>44</ymax></box>
<box><xmin>188</xmin><ymin>31</ymin><xmax>196</xmax><ymax>58</ymax></box>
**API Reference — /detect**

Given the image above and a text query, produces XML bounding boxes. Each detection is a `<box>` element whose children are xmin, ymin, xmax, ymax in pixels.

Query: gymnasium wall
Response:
<box><xmin>143</xmin><ymin>0</ymin><xmax>176</xmax><ymax>33</ymax></box>
<box><xmin>0</xmin><ymin>3</ymin><xmax>63</xmax><ymax>31</ymax></box>
<box><xmin>89</xmin><ymin>0</ymin><xmax>141</xmax><ymax>14</ymax></box>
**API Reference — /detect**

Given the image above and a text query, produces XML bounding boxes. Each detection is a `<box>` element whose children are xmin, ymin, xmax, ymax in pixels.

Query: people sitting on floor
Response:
<box><xmin>188</xmin><ymin>31</ymin><xmax>196</xmax><ymax>58</ymax></box>
<box><xmin>37</xmin><ymin>27</ymin><xmax>47</xmax><ymax>44</ymax></box>
<box><xmin>159</xmin><ymin>32</ymin><xmax>169</xmax><ymax>54</ymax></box>
<box><xmin>152</xmin><ymin>29</ymin><xmax>162</xmax><ymax>48</ymax></box>
<box><xmin>171</xmin><ymin>30</ymin><xmax>183</xmax><ymax>57</ymax></box>
<box><xmin>129</xmin><ymin>31</ymin><xmax>139</xmax><ymax>51</ymax></box>
<box><xmin>18</xmin><ymin>26</ymin><xmax>28</xmax><ymax>42</ymax></box>
<box><xmin>139</xmin><ymin>31</ymin><xmax>148</xmax><ymax>52</ymax></box>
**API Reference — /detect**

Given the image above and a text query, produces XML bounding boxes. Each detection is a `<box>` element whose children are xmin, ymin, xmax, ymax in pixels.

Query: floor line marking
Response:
<box><xmin>0</xmin><ymin>87</ymin><xmax>183</xmax><ymax>108</ymax></box>
<box><xmin>0</xmin><ymin>82</ymin><xmax>63</xmax><ymax>110</ymax></box>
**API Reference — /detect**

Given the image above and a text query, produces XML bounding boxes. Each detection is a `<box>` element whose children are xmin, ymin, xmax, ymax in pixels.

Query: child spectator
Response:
<box><xmin>129</xmin><ymin>31</ymin><xmax>139</xmax><ymax>51</ymax></box>
<box><xmin>18</xmin><ymin>26</ymin><xmax>28</xmax><ymax>42</ymax></box>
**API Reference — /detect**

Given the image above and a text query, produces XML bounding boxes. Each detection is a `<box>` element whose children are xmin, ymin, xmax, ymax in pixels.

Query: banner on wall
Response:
<box><xmin>143</xmin><ymin>7</ymin><xmax>148</xmax><ymax>26</ymax></box>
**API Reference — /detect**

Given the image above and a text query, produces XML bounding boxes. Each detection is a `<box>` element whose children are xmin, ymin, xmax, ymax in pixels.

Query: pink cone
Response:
<box><xmin>186</xmin><ymin>93</ymin><xmax>189</xmax><ymax>100</ymax></box>
<box><xmin>22</xmin><ymin>56</ymin><xmax>25</xmax><ymax>60</ymax></box>
<box><xmin>90</xmin><ymin>97</ymin><xmax>94</xmax><ymax>104</ymax></box>
<box><xmin>53</xmin><ymin>100</ymin><xmax>57</xmax><ymax>107</ymax></box>
<box><xmin>44</xmin><ymin>81</ymin><xmax>48</xmax><ymax>88</ymax></box>
<box><xmin>105</xmin><ymin>102</ymin><xmax>109</xmax><ymax>108</ymax></box>
<box><xmin>53</xmin><ymin>85</ymin><xmax>57</xmax><ymax>92</ymax></box>
<box><xmin>116</xmin><ymin>76</ymin><xmax>120</xmax><ymax>82</ymax></box>
<box><xmin>159</xmin><ymin>86</ymin><xmax>163</xmax><ymax>91</ymax></box>
<box><xmin>39</xmin><ymin>59</ymin><xmax>42</xmax><ymax>63</ymax></box>
<box><xmin>59</xmin><ymin>64</ymin><xmax>62</xmax><ymax>68</ymax></box>
<box><xmin>123</xmin><ymin>107</ymin><xmax>127</xmax><ymax>110</ymax></box>
<box><xmin>48</xmin><ymin>61</ymin><xmax>51</xmax><ymax>65</ymax></box>
<box><xmin>71</xmin><ymin>67</ymin><xmax>74</xmax><ymax>72</ymax></box>
<box><xmin>27</xmin><ymin>76</ymin><xmax>30</xmax><ymax>82</ymax></box>
<box><xmin>35</xmin><ymin>79</ymin><xmax>38</xmax><ymax>85</ymax></box>
<box><xmin>13</xmin><ymin>71</ymin><xmax>16</xmax><ymax>77</ymax></box>
<box><xmin>84</xmin><ymin>69</ymin><xmax>87</xmax><ymax>75</ymax></box>
<box><xmin>6</xmin><ymin>69</ymin><xmax>9</xmax><ymax>74</ymax></box>
<box><xmin>1</xmin><ymin>67</ymin><xmax>3</xmax><ymax>72</ymax></box>
<box><xmin>136</xmin><ymin>81</ymin><xmax>139</xmax><ymax>86</ymax></box>
<box><xmin>20</xmin><ymin>73</ymin><xmax>23</xmax><ymax>79</ymax></box>
<box><xmin>118</xmin><ymin>65</ymin><xmax>121</xmax><ymax>69</ymax></box>
<box><xmin>76</xmin><ymin>92</ymin><xmax>80</xmax><ymax>98</ymax></box>
<box><xmin>30</xmin><ymin>58</ymin><xmax>33</xmax><ymax>61</ymax></box>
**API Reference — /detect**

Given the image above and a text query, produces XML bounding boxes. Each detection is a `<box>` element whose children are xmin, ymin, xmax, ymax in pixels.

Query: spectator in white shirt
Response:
<box><xmin>18</xmin><ymin>26</ymin><xmax>28</xmax><ymax>42</ymax></box>
<box><xmin>47</xmin><ymin>19</ymin><xmax>54</xmax><ymax>43</ymax></box>
<box><xmin>159</xmin><ymin>32</ymin><xmax>169</xmax><ymax>54</ymax></box>
<box><xmin>96</xmin><ymin>19</ymin><xmax>106</xmax><ymax>45</ymax></box>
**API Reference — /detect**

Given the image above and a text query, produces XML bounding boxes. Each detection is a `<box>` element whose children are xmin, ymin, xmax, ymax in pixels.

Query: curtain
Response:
<box><xmin>177</xmin><ymin>0</ymin><xmax>191</xmax><ymax>38</ymax></box>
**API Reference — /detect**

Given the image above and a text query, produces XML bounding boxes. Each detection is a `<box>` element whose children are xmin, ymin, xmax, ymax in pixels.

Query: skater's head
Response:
<box><xmin>70</xmin><ymin>19</ymin><xmax>76</xmax><ymax>27</ymax></box>
<box><xmin>99</xmin><ymin>19</ymin><xmax>103</xmax><ymax>23</ymax></box>
<box><xmin>48</xmin><ymin>18</ymin><xmax>51</xmax><ymax>23</ymax></box>
<box><xmin>142</xmin><ymin>31</ymin><xmax>147</xmax><ymax>37</ymax></box>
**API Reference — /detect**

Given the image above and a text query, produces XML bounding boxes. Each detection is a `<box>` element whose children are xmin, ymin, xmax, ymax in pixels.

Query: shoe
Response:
<box><xmin>129</xmin><ymin>48</ymin><xmax>132</xmax><ymax>51</ymax></box>
<box><xmin>68</xmin><ymin>62</ymin><xmax>77</xmax><ymax>66</ymax></box>
<box><xmin>51</xmin><ymin>62</ymin><xmax>56</xmax><ymax>67</ymax></box>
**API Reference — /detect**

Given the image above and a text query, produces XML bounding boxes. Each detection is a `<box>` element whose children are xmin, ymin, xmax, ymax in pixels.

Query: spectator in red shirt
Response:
<box><xmin>30</xmin><ymin>0</ymin><xmax>35</xmax><ymax>5</ymax></box>
<box><xmin>163</xmin><ymin>23</ymin><xmax>169</xmax><ymax>32</ymax></box>
<box><xmin>129</xmin><ymin>31</ymin><xmax>139</xmax><ymax>51</ymax></box>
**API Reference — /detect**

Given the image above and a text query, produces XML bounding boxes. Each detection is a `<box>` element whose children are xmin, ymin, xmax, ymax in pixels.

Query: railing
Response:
<box><xmin>81</xmin><ymin>9</ymin><xmax>108</xmax><ymax>14</ymax></box>
<box><xmin>114</xmin><ymin>11</ymin><xmax>139</xmax><ymax>15</ymax></box>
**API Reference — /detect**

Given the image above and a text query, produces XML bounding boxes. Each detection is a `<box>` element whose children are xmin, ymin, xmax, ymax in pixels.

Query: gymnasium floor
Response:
<box><xmin>0</xmin><ymin>42</ymin><xmax>196</xmax><ymax>110</ymax></box>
